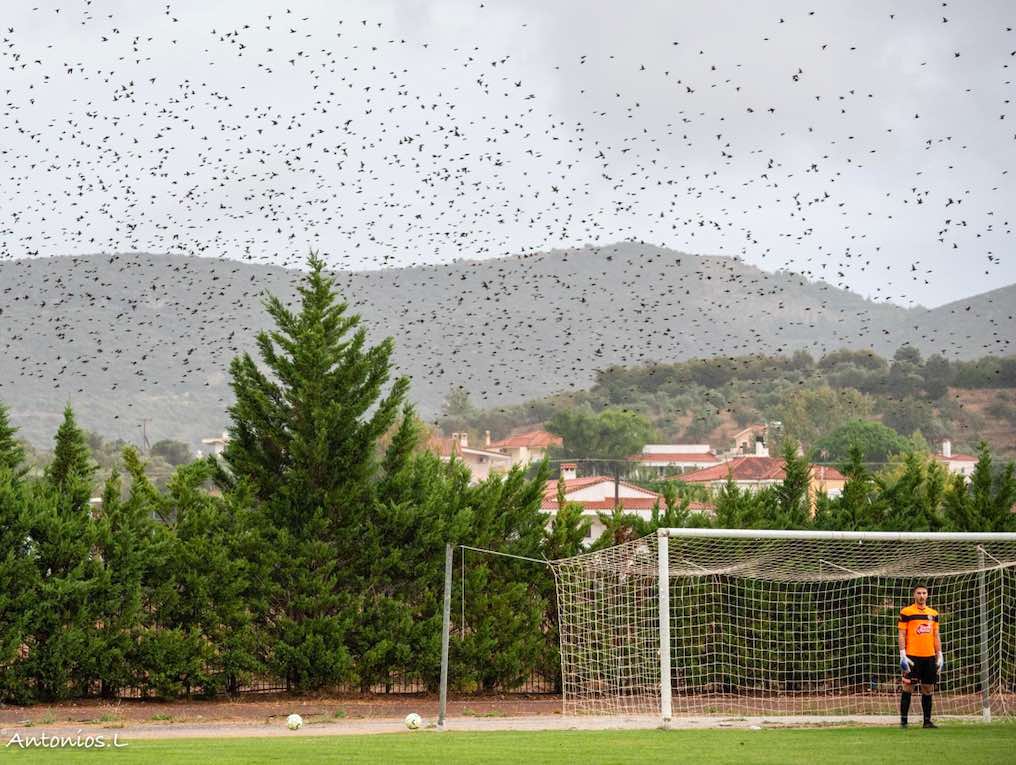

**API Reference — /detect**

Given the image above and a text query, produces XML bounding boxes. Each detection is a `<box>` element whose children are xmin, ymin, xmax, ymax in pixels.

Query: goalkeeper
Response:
<box><xmin>898</xmin><ymin>585</ymin><xmax>943</xmax><ymax>729</ymax></box>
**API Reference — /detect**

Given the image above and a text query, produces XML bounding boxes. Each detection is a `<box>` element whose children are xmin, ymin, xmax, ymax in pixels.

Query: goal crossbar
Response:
<box><xmin>657</xmin><ymin>528</ymin><xmax>1016</xmax><ymax>543</ymax></box>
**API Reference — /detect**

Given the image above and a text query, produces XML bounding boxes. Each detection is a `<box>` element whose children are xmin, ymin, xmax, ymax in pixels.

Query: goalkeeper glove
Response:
<box><xmin>900</xmin><ymin>650</ymin><xmax>914</xmax><ymax>672</ymax></box>
<box><xmin>936</xmin><ymin>653</ymin><xmax>944</xmax><ymax>671</ymax></box>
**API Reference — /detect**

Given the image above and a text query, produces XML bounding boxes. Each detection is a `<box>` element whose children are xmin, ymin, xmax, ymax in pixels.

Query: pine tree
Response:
<box><xmin>221</xmin><ymin>252</ymin><xmax>411</xmax><ymax>690</ymax></box>
<box><xmin>877</xmin><ymin>451</ymin><xmax>946</xmax><ymax>531</ymax></box>
<box><xmin>944</xmin><ymin>443</ymin><xmax>1016</xmax><ymax>532</ymax></box>
<box><xmin>969</xmin><ymin>442</ymin><xmax>1016</xmax><ymax>532</ymax></box>
<box><xmin>454</xmin><ymin>462</ymin><xmax>551</xmax><ymax>692</ymax></box>
<box><xmin>814</xmin><ymin>445</ymin><xmax>882</xmax><ymax>530</ymax></box>
<box><xmin>774</xmin><ymin>439</ymin><xmax>811</xmax><ymax>528</ymax></box>
<box><xmin>0</xmin><ymin>466</ymin><xmax>37</xmax><ymax>702</ymax></box>
<box><xmin>140</xmin><ymin>456</ymin><xmax>261</xmax><ymax>697</ymax></box>
<box><xmin>21</xmin><ymin>407</ymin><xmax>101</xmax><ymax>700</ymax></box>
<box><xmin>543</xmin><ymin>477</ymin><xmax>591</xmax><ymax>559</ymax></box>
<box><xmin>643</xmin><ymin>480</ymin><xmax>691</xmax><ymax>531</ymax></box>
<box><xmin>713</xmin><ymin>476</ymin><xmax>764</xmax><ymax>529</ymax></box>
<box><xmin>83</xmin><ymin>448</ymin><xmax>163</xmax><ymax>698</ymax></box>
<box><xmin>590</xmin><ymin>503</ymin><xmax>646</xmax><ymax>548</ymax></box>
<box><xmin>45</xmin><ymin>405</ymin><xmax>96</xmax><ymax>505</ymax></box>
<box><xmin>0</xmin><ymin>401</ymin><xmax>31</xmax><ymax>695</ymax></box>
<box><xmin>0</xmin><ymin>402</ymin><xmax>27</xmax><ymax>480</ymax></box>
<box><xmin>354</xmin><ymin>445</ymin><xmax>475</xmax><ymax>692</ymax></box>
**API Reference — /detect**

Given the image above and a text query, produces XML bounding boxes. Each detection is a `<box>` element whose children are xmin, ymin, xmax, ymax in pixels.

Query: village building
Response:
<box><xmin>933</xmin><ymin>438</ymin><xmax>978</xmax><ymax>481</ymax></box>
<box><xmin>427</xmin><ymin>431</ymin><xmax>513</xmax><ymax>484</ymax></box>
<box><xmin>728</xmin><ymin>423</ymin><xmax>772</xmax><ymax>457</ymax></box>
<box><xmin>540</xmin><ymin>464</ymin><xmax>713</xmax><ymax>544</ymax></box>
<box><xmin>487</xmin><ymin>428</ymin><xmax>562</xmax><ymax>466</ymax></box>
<box><xmin>199</xmin><ymin>431</ymin><xmax>229</xmax><ymax>457</ymax></box>
<box><xmin>627</xmin><ymin>443</ymin><xmax>721</xmax><ymax>478</ymax></box>
<box><xmin>675</xmin><ymin>455</ymin><xmax>847</xmax><ymax>504</ymax></box>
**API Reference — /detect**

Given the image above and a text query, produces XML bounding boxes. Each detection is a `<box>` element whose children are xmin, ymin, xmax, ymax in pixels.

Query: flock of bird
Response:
<box><xmin>0</xmin><ymin>2</ymin><xmax>1012</xmax><ymax>445</ymax></box>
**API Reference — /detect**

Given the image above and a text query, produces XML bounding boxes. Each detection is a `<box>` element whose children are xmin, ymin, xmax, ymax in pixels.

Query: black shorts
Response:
<box><xmin>903</xmin><ymin>656</ymin><xmax>938</xmax><ymax>686</ymax></box>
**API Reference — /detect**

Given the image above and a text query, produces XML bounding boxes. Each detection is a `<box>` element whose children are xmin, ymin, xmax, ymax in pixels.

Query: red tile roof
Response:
<box><xmin>425</xmin><ymin>436</ymin><xmax>510</xmax><ymax>461</ymax></box>
<box><xmin>935</xmin><ymin>454</ymin><xmax>978</xmax><ymax>462</ymax></box>
<box><xmin>675</xmin><ymin>457</ymin><xmax>845</xmax><ymax>483</ymax></box>
<box><xmin>544</xmin><ymin>471</ymin><xmax>662</xmax><ymax>501</ymax></box>
<box><xmin>489</xmin><ymin>429</ymin><xmax>563</xmax><ymax>450</ymax></box>
<box><xmin>812</xmin><ymin>465</ymin><xmax>848</xmax><ymax>481</ymax></box>
<box><xmin>542</xmin><ymin>475</ymin><xmax>658</xmax><ymax>501</ymax></box>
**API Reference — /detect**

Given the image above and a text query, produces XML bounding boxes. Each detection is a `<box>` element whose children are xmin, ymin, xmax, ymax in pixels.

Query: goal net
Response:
<box><xmin>551</xmin><ymin>529</ymin><xmax>1016</xmax><ymax>720</ymax></box>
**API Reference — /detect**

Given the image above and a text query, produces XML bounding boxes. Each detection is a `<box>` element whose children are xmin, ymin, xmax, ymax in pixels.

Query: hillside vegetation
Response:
<box><xmin>440</xmin><ymin>347</ymin><xmax>1016</xmax><ymax>460</ymax></box>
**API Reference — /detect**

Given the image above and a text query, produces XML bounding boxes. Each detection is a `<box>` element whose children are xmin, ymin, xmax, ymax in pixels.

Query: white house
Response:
<box><xmin>428</xmin><ymin>432</ymin><xmax>513</xmax><ymax>484</ymax></box>
<box><xmin>675</xmin><ymin>456</ymin><xmax>847</xmax><ymax>510</ymax></box>
<box><xmin>539</xmin><ymin>464</ymin><xmax>715</xmax><ymax>544</ymax></box>
<box><xmin>200</xmin><ymin>431</ymin><xmax>229</xmax><ymax>456</ymax></box>
<box><xmin>487</xmin><ymin>428</ymin><xmax>563</xmax><ymax>467</ymax></box>
<box><xmin>934</xmin><ymin>438</ymin><xmax>978</xmax><ymax>481</ymax></box>
<box><xmin>627</xmin><ymin>443</ymin><xmax>721</xmax><ymax>477</ymax></box>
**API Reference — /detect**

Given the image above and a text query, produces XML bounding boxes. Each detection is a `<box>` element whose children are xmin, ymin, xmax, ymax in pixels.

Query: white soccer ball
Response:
<box><xmin>404</xmin><ymin>712</ymin><xmax>422</xmax><ymax>730</ymax></box>
<box><xmin>286</xmin><ymin>713</ymin><xmax>304</xmax><ymax>730</ymax></box>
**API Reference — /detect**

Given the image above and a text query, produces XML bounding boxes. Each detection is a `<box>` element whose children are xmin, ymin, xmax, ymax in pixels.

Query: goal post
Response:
<box><xmin>552</xmin><ymin>528</ymin><xmax>1016</xmax><ymax>722</ymax></box>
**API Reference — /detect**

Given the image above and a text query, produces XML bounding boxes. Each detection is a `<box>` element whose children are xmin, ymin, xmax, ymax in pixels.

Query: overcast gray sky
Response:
<box><xmin>2</xmin><ymin>0</ymin><xmax>1013</xmax><ymax>307</ymax></box>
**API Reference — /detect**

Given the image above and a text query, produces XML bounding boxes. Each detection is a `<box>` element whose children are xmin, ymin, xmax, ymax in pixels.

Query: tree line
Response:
<box><xmin>1</xmin><ymin>254</ymin><xmax>1013</xmax><ymax>703</ymax></box>
<box><xmin>439</xmin><ymin>344</ymin><xmax>1016</xmax><ymax>453</ymax></box>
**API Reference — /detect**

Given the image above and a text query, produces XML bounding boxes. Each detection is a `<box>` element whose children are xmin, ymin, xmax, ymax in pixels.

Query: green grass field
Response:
<box><xmin>3</xmin><ymin>725</ymin><xmax>1016</xmax><ymax>765</ymax></box>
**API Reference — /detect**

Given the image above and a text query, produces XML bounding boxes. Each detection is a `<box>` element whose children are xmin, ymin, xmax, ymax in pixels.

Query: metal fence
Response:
<box><xmin>117</xmin><ymin>670</ymin><xmax>559</xmax><ymax>699</ymax></box>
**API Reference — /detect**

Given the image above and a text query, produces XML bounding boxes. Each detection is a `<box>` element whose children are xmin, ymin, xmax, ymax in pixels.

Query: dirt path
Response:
<box><xmin>0</xmin><ymin>713</ymin><xmax>929</xmax><ymax>741</ymax></box>
<box><xmin>0</xmin><ymin>694</ymin><xmax>560</xmax><ymax>729</ymax></box>
<box><xmin>0</xmin><ymin>694</ymin><xmax>996</xmax><ymax>741</ymax></box>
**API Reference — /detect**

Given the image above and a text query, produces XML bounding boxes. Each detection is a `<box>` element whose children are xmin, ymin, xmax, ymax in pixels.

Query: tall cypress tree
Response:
<box><xmin>45</xmin><ymin>405</ymin><xmax>96</xmax><ymax>502</ymax></box>
<box><xmin>221</xmin><ymin>252</ymin><xmax>411</xmax><ymax>690</ymax></box>
<box><xmin>454</xmin><ymin>462</ymin><xmax>550</xmax><ymax>692</ymax></box>
<box><xmin>813</xmin><ymin>445</ymin><xmax>883</xmax><ymax>530</ymax></box>
<box><xmin>136</xmin><ymin>455</ymin><xmax>260</xmax><ymax>698</ymax></box>
<box><xmin>944</xmin><ymin>443</ymin><xmax>1016</xmax><ymax>532</ymax></box>
<box><xmin>85</xmin><ymin>448</ymin><xmax>162</xmax><ymax>698</ymax></box>
<box><xmin>877</xmin><ymin>451</ymin><xmax>946</xmax><ymax>531</ymax></box>
<box><xmin>774</xmin><ymin>439</ymin><xmax>811</xmax><ymax>529</ymax></box>
<box><xmin>23</xmin><ymin>405</ymin><xmax>101</xmax><ymax>700</ymax></box>
<box><xmin>0</xmin><ymin>401</ymin><xmax>32</xmax><ymax>697</ymax></box>
<box><xmin>0</xmin><ymin>402</ymin><xmax>27</xmax><ymax>480</ymax></box>
<box><xmin>0</xmin><ymin>461</ymin><xmax>36</xmax><ymax>702</ymax></box>
<box><xmin>355</xmin><ymin>443</ymin><xmax>473</xmax><ymax>692</ymax></box>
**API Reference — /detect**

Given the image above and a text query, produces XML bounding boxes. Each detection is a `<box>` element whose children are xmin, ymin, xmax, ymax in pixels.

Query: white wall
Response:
<box><xmin>567</xmin><ymin>481</ymin><xmax>657</xmax><ymax>502</ymax></box>
<box><xmin>643</xmin><ymin>444</ymin><xmax>711</xmax><ymax>455</ymax></box>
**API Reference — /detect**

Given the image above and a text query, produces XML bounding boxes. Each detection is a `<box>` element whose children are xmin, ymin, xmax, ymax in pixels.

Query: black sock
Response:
<box><xmin>901</xmin><ymin>691</ymin><xmax>912</xmax><ymax>720</ymax></box>
<box><xmin>922</xmin><ymin>694</ymin><xmax>932</xmax><ymax>722</ymax></box>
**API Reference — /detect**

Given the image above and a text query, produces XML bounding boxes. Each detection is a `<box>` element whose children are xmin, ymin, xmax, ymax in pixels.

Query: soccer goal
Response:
<box><xmin>551</xmin><ymin>529</ymin><xmax>1016</xmax><ymax>721</ymax></box>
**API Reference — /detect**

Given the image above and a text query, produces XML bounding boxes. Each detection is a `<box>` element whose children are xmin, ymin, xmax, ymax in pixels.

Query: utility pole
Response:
<box><xmin>138</xmin><ymin>418</ymin><xmax>152</xmax><ymax>454</ymax></box>
<box><xmin>614</xmin><ymin>461</ymin><xmax>620</xmax><ymax>509</ymax></box>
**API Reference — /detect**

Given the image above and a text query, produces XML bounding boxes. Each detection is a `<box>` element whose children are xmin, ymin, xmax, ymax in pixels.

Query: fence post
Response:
<box><xmin>438</xmin><ymin>543</ymin><xmax>454</xmax><ymax>730</ymax></box>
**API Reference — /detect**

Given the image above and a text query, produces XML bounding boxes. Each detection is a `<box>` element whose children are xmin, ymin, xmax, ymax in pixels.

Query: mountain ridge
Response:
<box><xmin>1</xmin><ymin>243</ymin><xmax>1012</xmax><ymax>449</ymax></box>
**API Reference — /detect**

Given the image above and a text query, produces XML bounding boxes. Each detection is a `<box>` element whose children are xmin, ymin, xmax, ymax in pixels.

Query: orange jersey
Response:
<box><xmin>898</xmin><ymin>604</ymin><xmax>940</xmax><ymax>657</ymax></box>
